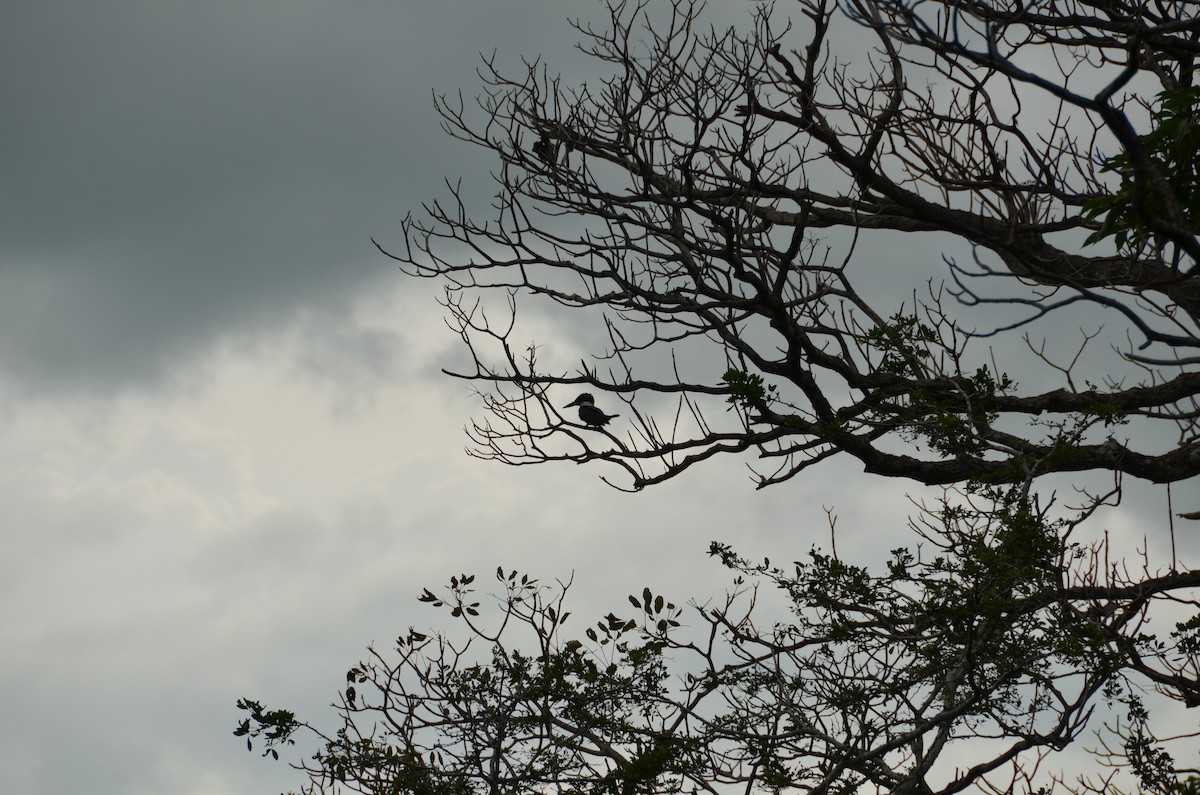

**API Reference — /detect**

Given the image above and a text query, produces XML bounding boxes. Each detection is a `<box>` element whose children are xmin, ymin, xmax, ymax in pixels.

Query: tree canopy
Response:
<box><xmin>238</xmin><ymin>1</ymin><xmax>1200</xmax><ymax>794</ymax></box>
<box><xmin>381</xmin><ymin>0</ymin><xmax>1200</xmax><ymax>493</ymax></box>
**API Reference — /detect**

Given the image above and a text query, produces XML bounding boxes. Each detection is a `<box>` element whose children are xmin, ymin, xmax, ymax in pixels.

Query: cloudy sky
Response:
<box><xmin>1</xmin><ymin>2</ymin><xmax>1193</xmax><ymax>794</ymax></box>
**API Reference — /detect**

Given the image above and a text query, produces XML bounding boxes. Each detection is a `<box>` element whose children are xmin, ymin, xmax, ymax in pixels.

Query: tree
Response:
<box><xmin>238</xmin><ymin>1</ymin><xmax>1200</xmax><ymax>793</ymax></box>
<box><xmin>383</xmin><ymin>0</ymin><xmax>1200</xmax><ymax>493</ymax></box>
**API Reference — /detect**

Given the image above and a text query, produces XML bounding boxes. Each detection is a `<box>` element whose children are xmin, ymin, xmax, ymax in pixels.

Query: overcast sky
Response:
<box><xmin>1</xmin><ymin>2</ymin><xmax>1194</xmax><ymax>794</ymax></box>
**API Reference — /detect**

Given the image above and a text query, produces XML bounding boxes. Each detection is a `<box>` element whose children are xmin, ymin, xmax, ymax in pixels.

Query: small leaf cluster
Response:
<box><xmin>1171</xmin><ymin>613</ymin><xmax>1200</xmax><ymax>655</ymax></box>
<box><xmin>419</xmin><ymin>572</ymin><xmax>481</xmax><ymax>617</ymax></box>
<box><xmin>1124</xmin><ymin>693</ymin><xmax>1185</xmax><ymax>795</ymax></box>
<box><xmin>903</xmin><ymin>365</ymin><xmax>1013</xmax><ymax>459</ymax></box>
<box><xmin>722</xmin><ymin>368</ymin><xmax>778</xmax><ymax>409</ymax></box>
<box><xmin>1083</xmin><ymin>77</ymin><xmax>1200</xmax><ymax>250</ymax></box>
<box><xmin>232</xmin><ymin>698</ymin><xmax>299</xmax><ymax>760</ymax></box>
<box><xmin>866</xmin><ymin>314</ymin><xmax>937</xmax><ymax>377</ymax></box>
<box><xmin>627</xmin><ymin>586</ymin><xmax>683</xmax><ymax>636</ymax></box>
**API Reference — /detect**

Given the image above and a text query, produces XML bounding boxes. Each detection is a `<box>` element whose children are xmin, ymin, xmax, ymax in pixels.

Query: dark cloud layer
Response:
<box><xmin>0</xmin><ymin>0</ymin><xmax>591</xmax><ymax>395</ymax></box>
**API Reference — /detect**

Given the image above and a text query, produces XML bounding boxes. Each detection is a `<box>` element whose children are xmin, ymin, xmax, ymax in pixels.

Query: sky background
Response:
<box><xmin>1</xmin><ymin>2</ymin><xmax>1195</xmax><ymax>794</ymax></box>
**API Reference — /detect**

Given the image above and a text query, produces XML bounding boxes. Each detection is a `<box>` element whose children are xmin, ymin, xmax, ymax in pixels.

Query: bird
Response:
<box><xmin>564</xmin><ymin>393</ymin><xmax>619</xmax><ymax>427</ymax></box>
<box><xmin>531</xmin><ymin>134</ymin><xmax>559</xmax><ymax>165</ymax></box>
